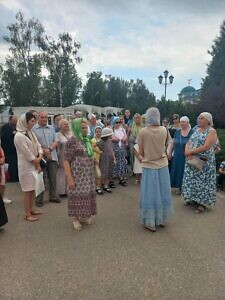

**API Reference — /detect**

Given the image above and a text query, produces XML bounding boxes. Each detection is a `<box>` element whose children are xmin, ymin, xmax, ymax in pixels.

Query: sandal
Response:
<box><xmin>144</xmin><ymin>225</ymin><xmax>156</xmax><ymax>232</ymax></box>
<box><xmin>195</xmin><ymin>205</ymin><xmax>206</xmax><ymax>214</ymax></box>
<box><xmin>31</xmin><ymin>210</ymin><xmax>43</xmax><ymax>215</ymax></box>
<box><xmin>103</xmin><ymin>186</ymin><xmax>112</xmax><ymax>193</ymax></box>
<box><xmin>24</xmin><ymin>215</ymin><xmax>39</xmax><ymax>222</ymax></box>
<box><xmin>73</xmin><ymin>220</ymin><xmax>82</xmax><ymax>231</ymax></box>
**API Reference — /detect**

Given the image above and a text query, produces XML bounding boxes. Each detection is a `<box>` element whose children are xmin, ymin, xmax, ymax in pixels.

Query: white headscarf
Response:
<box><xmin>16</xmin><ymin>113</ymin><xmax>27</xmax><ymax>133</ymax></box>
<box><xmin>199</xmin><ymin>112</ymin><xmax>213</xmax><ymax>127</ymax></box>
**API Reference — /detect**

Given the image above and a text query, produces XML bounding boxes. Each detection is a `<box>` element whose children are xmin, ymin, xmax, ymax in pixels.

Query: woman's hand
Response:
<box><xmin>0</xmin><ymin>157</ymin><xmax>5</xmax><ymax>165</ymax></box>
<box><xmin>185</xmin><ymin>149</ymin><xmax>192</xmax><ymax>157</ymax></box>
<box><xmin>138</xmin><ymin>155</ymin><xmax>143</xmax><ymax>162</ymax></box>
<box><xmin>68</xmin><ymin>178</ymin><xmax>75</xmax><ymax>189</ymax></box>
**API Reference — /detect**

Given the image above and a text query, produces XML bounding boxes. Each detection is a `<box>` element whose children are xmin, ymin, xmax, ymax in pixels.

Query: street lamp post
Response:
<box><xmin>158</xmin><ymin>70</ymin><xmax>174</xmax><ymax>100</ymax></box>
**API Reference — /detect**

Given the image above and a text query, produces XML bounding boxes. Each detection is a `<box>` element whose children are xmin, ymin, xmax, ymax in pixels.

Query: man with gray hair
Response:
<box><xmin>32</xmin><ymin>111</ymin><xmax>60</xmax><ymax>207</ymax></box>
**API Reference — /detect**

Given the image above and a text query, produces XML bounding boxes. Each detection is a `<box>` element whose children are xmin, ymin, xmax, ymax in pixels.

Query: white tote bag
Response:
<box><xmin>32</xmin><ymin>171</ymin><xmax>45</xmax><ymax>197</ymax></box>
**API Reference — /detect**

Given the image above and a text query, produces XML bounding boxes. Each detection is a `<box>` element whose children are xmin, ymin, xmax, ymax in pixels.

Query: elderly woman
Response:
<box><xmin>112</xmin><ymin>116</ymin><xmax>128</xmax><ymax>186</ymax></box>
<box><xmin>182</xmin><ymin>112</ymin><xmax>218</xmax><ymax>213</ymax></box>
<box><xmin>55</xmin><ymin>119</ymin><xmax>72</xmax><ymax>198</ymax></box>
<box><xmin>129</xmin><ymin>113</ymin><xmax>143</xmax><ymax>171</ymax></box>
<box><xmin>138</xmin><ymin>107</ymin><xmax>173</xmax><ymax>232</ymax></box>
<box><xmin>64</xmin><ymin>118</ymin><xmax>96</xmax><ymax>231</ymax></box>
<box><xmin>14</xmin><ymin>112</ymin><xmax>43</xmax><ymax>222</ymax></box>
<box><xmin>169</xmin><ymin>116</ymin><xmax>193</xmax><ymax>194</ymax></box>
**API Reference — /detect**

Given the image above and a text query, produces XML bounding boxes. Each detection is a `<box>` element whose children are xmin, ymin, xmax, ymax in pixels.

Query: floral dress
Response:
<box><xmin>182</xmin><ymin>128</ymin><xmax>216</xmax><ymax>207</ymax></box>
<box><xmin>64</xmin><ymin>136</ymin><xmax>97</xmax><ymax>218</ymax></box>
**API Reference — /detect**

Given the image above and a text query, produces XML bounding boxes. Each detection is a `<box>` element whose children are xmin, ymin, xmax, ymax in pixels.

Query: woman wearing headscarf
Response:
<box><xmin>14</xmin><ymin>112</ymin><xmax>43</xmax><ymax>222</ymax></box>
<box><xmin>182</xmin><ymin>112</ymin><xmax>218</xmax><ymax>213</ymax></box>
<box><xmin>129</xmin><ymin>113</ymin><xmax>143</xmax><ymax>172</ymax></box>
<box><xmin>55</xmin><ymin>119</ymin><xmax>72</xmax><ymax>198</ymax></box>
<box><xmin>112</xmin><ymin>116</ymin><xmax>128</xmax><ymax>186</ymax></box>
<box><xmin>138</xmin><ymin>107</ymin><xmax>173</xmax><ymax>232</ymax></box>
<box><xmin>169</xmin><ymin>116</ymin><xmax>193</xmax><ymax>194</ymax></box>
<box><xmin>64</xmin><ymin>118</ymin><xmax>96</xmax><ymax>231</ymax></box>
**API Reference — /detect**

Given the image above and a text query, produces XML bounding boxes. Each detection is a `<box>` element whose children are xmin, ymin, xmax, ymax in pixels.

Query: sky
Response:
<box><xmin>0</xmin><ymin>0</ymin><xmax>225</xmax><ymax>101</ymax></box>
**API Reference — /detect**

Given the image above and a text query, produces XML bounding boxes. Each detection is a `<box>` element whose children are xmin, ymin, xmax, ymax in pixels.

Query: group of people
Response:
<box><xmin>0</xmin><ymin>106</ymin><xmax>221</xmax><ymax>232</ymax></box>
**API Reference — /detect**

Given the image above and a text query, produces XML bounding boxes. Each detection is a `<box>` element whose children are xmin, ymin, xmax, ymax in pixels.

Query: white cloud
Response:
<box><xmin>0</xmin><ymin>0</ymin><xmax>224</xmax><ymax>99</ymax></box>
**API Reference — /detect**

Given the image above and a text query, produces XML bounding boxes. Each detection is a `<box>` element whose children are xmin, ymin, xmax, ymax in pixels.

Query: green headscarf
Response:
<box><xmin>71</xmin><ymin>118</ymin><xmax>94</xmax><ymax>158</ymax></box>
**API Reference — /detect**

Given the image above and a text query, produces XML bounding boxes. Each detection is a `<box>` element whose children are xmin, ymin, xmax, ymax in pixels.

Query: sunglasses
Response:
<box><xmin>115</xmin><ymin>121</ymin><xmax>121</xmax><ymax>124</ymax></box>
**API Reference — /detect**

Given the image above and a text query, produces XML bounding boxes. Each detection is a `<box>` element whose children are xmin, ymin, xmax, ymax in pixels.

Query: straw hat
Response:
<box><xmin>101</xmin><ymin>127</ymin><xmax>113</xmax><ymax>138</ymax></box>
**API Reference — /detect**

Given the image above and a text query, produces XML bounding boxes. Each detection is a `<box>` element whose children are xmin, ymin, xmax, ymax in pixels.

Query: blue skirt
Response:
<box><xmin>140</xmin><ymin>166</ymin><xmax>173</xmax><ymax>227</ymax></box>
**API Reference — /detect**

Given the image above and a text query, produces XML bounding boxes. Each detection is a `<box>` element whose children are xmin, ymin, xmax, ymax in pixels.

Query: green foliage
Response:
<box><xmin>82</xmin><ymin>73</ymin><xmax>156</xmax><ymax>114</ymax></box>
<box><xmin>2</xmin><ymin>11</ymin><xmax>44</xmax><ymax>106</ymax></box>
<box><xmin>1</xmin><ymin>11</ymin><xmax>82</xmax><ymax>107</ymax></box>
<box><xmin>216</xmin><ymin>129</ymin><xmax>225</xmax><ymax>168</ymax></box>
<box><xmin>40</xmin><ymin>32</ymin><xmax>82</xmax><ymax>107</ymax></box>
<box><xmin>200</xmin><ymin>20</ymin><xmax>225</xmax><ymax>128</ymax></box>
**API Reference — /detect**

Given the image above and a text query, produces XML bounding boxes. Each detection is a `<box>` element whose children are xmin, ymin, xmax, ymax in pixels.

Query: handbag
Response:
<box><xmin>40</xmin><ymin>158</ymin><xmax>47</xmax><ymax>170</ymax></box>
<box><xmin>32</xmin><ymin>170</ymin><xmax>45</xmax><ymax>197</ymax></box>
<box><xmin>187</xmin><ymin>156</ymin><xmax>207</xmax><ymax>171</ymax></box>
<box><xmin>0</xmin><ymin>194</ymin><xmax>8</xmax><ymax>227</ymax></box>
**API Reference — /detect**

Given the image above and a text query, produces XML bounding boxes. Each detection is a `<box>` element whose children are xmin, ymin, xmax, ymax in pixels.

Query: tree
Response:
<box><xmin>127</xmin><ymin>79</ymin><xmax>156</xmax><ymax>114</ymax></box>
<box><xmin>200</xmin><ymin>20</ymin><xmax>225</xmax><ymax>128</ymax></box>
<box><xmin>2</xmin><ymin>11</ymin><xmax>44</xmax><ymax>106</ymax></box>
<box><xmin>82</xmin><ymin>72</ymin><xmax>109</xmax><ymax>107</ymax></box>
<box><xmin>40</xmin><ymin>32</ymin><xmax>82</xmax><ymax>107</ymax></box>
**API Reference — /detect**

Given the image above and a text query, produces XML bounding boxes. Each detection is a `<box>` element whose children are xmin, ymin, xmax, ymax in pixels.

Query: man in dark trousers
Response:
<box><xmin>0</xmin><ymin>115</ymin><xmax>18</xmax><ymax>182</ymax></box>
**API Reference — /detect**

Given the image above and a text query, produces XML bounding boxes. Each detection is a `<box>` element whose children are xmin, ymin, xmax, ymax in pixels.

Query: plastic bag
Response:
<box><xmin>32</xmin><ymin>171</ymin><xmax>45</xmax><ymax>197</ymax></box>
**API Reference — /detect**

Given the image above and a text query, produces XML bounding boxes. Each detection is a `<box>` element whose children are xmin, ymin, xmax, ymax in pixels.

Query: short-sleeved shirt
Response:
<box><xmin>219</xmin><ymin>161</ymin><xmax>225</xmax><ymax>171</ymax></box>
<box><xmin>32</xmin><ymin>124</ymin><xmax>58</xmax><ymax>162</ymax></box>
<box><xmin>138</xmin><ymin>126</ymin><xmax>169</xmax><ymax>169</ymax></box>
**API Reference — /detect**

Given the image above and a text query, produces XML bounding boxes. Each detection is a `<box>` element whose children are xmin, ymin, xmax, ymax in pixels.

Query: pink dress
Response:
<box><xmin>14</xmin><ymin>132</ymin><xmax>42</xmax><ymax>192</ymax></box>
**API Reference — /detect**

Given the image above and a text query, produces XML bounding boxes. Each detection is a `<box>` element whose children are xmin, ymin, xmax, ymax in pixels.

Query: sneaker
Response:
<box><xmin>3</xmin><ymin>198</ymin><xmax>12</xmax><ymax>204</ymax></box>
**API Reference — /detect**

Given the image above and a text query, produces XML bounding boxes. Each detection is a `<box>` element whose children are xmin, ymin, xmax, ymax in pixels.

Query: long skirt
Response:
<box><xmin>140</xmin><ymin>166</ymin><xmax>173</xmax><ymax>227</ymax></box>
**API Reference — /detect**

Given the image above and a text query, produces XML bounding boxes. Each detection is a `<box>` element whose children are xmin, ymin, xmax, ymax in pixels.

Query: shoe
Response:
<box><xmin>119</xmin><ymin>179</ymin><xmax>127</xmax><ymax>186</ymax></box>
<box><xmin>3</xmin><ymin>198</ymin><xmax>12</xmax><ymax>204</ymax></box>
<box><xmin>109</xmin><ymin>181</ymin><xmax>116</xmax><ymax>188</ymax></box>
<box><xmin>96</xmin><ymin>187</ymin><xmax>103</xmax><ymax>195</ymax></box>
<box><xmin>24</xmin><ymin>215</ymin><xmax>39</xmax><ymax>222</ymax></box>
<box><xmin>81</xmin><ymin>217</ymin><xmax>93</xmax><ymax>225</ymax></box>
<box><xmin>49</xmin><ymin>198</ymin><xmax>61</xmax><ymax>203</ymax></box>
<box><xmin>36</xmin><ymin>202</ymin><xmax>44</xmax><ymax>207</ymax></box>
<box><xmin>144</xmin><ymin>225</ymin><xmax>156</xmax><ymax>232</ymax></box>
<box><xmin>73</xmin><ymin>220</ymin><xmax>82</xmax><ymax>231</ymax></box>
<box><xmin>103</xmin><ymin>186</ymin><xmax>112</xmax><ymax>193</ymax></box>
<box><xmin>59</xmin><ymin>194</ymin><xmax>68</xmax><ymax>198</ymax></box>
<box><xmin>31</xmin><ymin>210</ymin><xmax>43</xmax><ymax>216</ymax></box>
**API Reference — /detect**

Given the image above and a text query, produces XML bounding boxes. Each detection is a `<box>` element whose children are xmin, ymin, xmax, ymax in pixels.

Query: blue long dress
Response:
<box><xmin>170</xmin><ymin>129</ymin><xmax>193</xmax><ymax>189</ymax></box>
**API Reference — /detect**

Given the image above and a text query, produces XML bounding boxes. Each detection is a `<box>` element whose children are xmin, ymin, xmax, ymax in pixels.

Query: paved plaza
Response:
<box><xmin>1</xmin><ymin>180</ymin><xmax>225</xmax><ymax>300</ymax></box>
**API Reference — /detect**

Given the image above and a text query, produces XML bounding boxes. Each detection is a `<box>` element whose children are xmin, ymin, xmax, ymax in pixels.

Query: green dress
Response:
<box><xmin>182</xmin><ymin>128</ymin><xmax>216</xmax><ymax>207</ymax></box>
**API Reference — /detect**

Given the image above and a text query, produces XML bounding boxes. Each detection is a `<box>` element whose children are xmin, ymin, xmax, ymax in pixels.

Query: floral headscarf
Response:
<box><xmin>71</xmin><ymin>118</ymin><xmax>94</xmax><ymax>158</ymax></box>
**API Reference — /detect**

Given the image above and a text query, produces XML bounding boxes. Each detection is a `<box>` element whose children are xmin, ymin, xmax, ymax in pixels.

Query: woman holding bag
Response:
<box><xmin>182</xmin><ymin>112</ymin><xmax>218</xmax><ymax>213</ymax></box>
<box><xmin>14</xmin><ymin>112</ymin><xmax>43</xmax><ymax>222</ymax></box>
